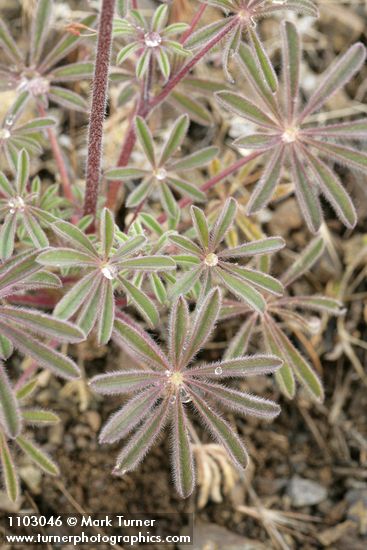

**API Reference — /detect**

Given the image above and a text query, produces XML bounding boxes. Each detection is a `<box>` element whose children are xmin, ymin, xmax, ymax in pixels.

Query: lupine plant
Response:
<box><xmin>90</xmin><ymin>289</ymin><xmax>282</xmax><ymax>497</ymax></box>
<box><xmin>0</xmin><ymin>0</ymin><xmax>366</xmax><ymax>504</ymax></box>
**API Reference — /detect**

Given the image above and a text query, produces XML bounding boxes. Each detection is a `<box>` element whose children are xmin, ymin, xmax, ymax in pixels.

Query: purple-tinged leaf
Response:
<box><xmin>51</xmin><ymin>220</ymin><xmax>98</xmax><ymax>255</ymax></box>
<box><xmin>119</xmin><ymin>278</ymin><xmax>159</xmax><ymax>327</ymax></box>
<box><xmin>303</xmin><ymin>119</ymin><xmax>367</xmax><ymax>139</ymax></box>
<box><xmin>0</xmin><ymin>307</ymin><xmax>85</xmax><ymax>342</ymax></box>
<box><xmin>225</xmin><ymin>266</ymin><xmax>284</xmax><ymax>296</ymax></box>
<box><xmin>281</xmin><ymin>235</ymin><xmax>324</xmax><ymax>286</ymax></box>
<box><xmin>291</xmin><ymin>149</ymin><xmax>322</xmax><ymax>233</ymax></box>
<box><xmin>0</xmin><ymin>18</ymin><xmax>22</xmax><ymax>64</ymax></box>
<box><xmin>0</xmin><ymin>324</ymin><xmax>80</xmax><ymax>380</ymax></box>
<box><xmin>167</xmin><ymin>177</ymin><xmax>207</xmax><ymax>202</ymax></box>
<box><xmin>16</xmin><ymin>435</ymin><xmax>59</xmax><ymax>475</ymax></box>
<box><xmin>38</xmin><ymin>14</ymin><xmax>96</xmax><ymax>73</ymax></box>
<box><xmin>300</xmin><ymin>43</ymin><xmax>366</xmax><ymax>121</ymax></box>
<box><xmin>306</xmin><ymin>139</ymin><xmax>367</xmax><ymax>172</ymax></box>
<box><xmin>159</xmin><ymin>115</ymin><xmax>189</xmax><ymax>166</ymax></box>
<box><xmin>48</xmin><ymin>86</ymin><xmax>89</xmax><ymax>113</ymax></box>
<box><xmin>219</xmin><ymin>237</ymin><xmax>285</xmax><ymax>259</ymax></box>
<box><xmin>0</xmin><ymin>172</ymin><xmax>13</xmax><ymax>198</ymax></box>
<box><xmin>90</xmin><ymin>370</ymin><xmax>160</xmax><ymax>395</ymax></box>
<box><xmin>113</xmin><ymin>315</ymin><xmax>169</xmax><ymax>370</ymax></box>
<box><xmin>280</xmin><ymin>296</ymin><xmax>345</xmax><ymax>315</ymax></box>
<box><xmin>112</xmin><ymin>235</ymin><xmax>147</xmax><ymax>261</ymax></box>
<box><xmin>183</xmin><ymin>287</ymin><xmax>221</xmax><ymax>365</ymax></box>
<box><xmin>30</xmin><ymin>0</ymin><xmax>52</xmax><ymax>64</ymax></box>
<box><xmin>37</xmin><ymin>248</ymin><xmax>97</xmax><ymax>268</ymax></box>
<box><xmin>217</xmin><ymin>269</ymin><xmax>266</xmax><ymax>313</ymax></box>
<box><xmin>216</xmin><ymin>91</ymin><xmax>277</xmax><ymax>130</ymax></box>
<box><xmin>23</xmin><ymin>211</ymin><xmax>49</xmax><ymax>248</ymax></box>
<box><xmin>263</xmin><ymin>321</ymin><xmax>295</xmax><ymax>399</ymax></box>
<box><xmin>233</xmin><ymin>133</ymin><xmax>279</xmax><ymax>150</ymax></box>
<box><xmin>282</xmin><ymin>20</ymin><xmax>300</xmax><ymax>120</ymax></box>
<box><xmin>305</xmin><ymin>150</ymin><xmax>357</xmax><ymax>228</ymax></box>
<box><xmin>114</xmin><ymin>400</ymin><xmax>169</xmax><ymax>472</ymax></box>
<box><xmin>126</xmin><ymin>179</ymin><xmax>152</xmax><ymax>208</ymax></box>
<box><xmin>249</xmin><ymin>28</ymin><xmax>278</xmax><ymax>93</ymax></box>
<box><xmin>0</xmin><ymin>432</ymin><xmax>18</xmax><ymax>502</ymax></box>
<box><xmin>53</xmin><ymin>272</ymin><xmax>97</xmax><ymax>320</ymax></box>
<box><xmin>246</xmin><ymin>147</ymin><xmax>284</xmax><ymax>214</ymax></box>
<box><xmin>105</xmin><ymin>167</ymin><xmax>149</xmax><ymax>180</ymax></box>
<box><xmin>185</xmin><ymin>18</ymin><xmax>231</xmax><ymax>51</ymax></box>
<box><xmin>50</xmin><ymin>61</ymin><xmax>94</xmax><ymax>82</ymax></box>
<box><xmin>224</xmin><ymin>315</ymin><xmax>257</xmax><ymax>360</ymax></box>
<box><xmin>22</xmin><ymin>409</ymin><xmax>59</xmax><ymax>425</ymax></box>
<box><xmin>76</xmin><ymin>276</ymin><xmax>102</xmax><ymax>336</ymax></box>
<box><xmin>188</xmin><ymin>354</ymin><xmax>282</xmax><ymax>379</ymax></box>
<box><xmin>191</xmin><ymin>206</ymin><xmax>209</xmax><ymax>249</ymax></box>
<box><xmin>97</xmin><ymin>279</ymin><xmax>115</xmax><ymax>345</ymax></box>
<box><xmin>14</xmin><ymin>117</ymin><xmax>56</xmax><ymax>134</ymax></box>
<box><xmin>156</xmin><ymin>48</ymin><xmax>171</xmax><ymax>81</ymax></box>
<box><xmin>189</xmin><ymin>387</ymin><xmax>248</xmax><ymax>471</ymax></box>
<box><xmin>169</xmin><ymin>235</ymin><xmax>202</xmax><ymax>256</ymax></box>
<box><xmin>193</xmin><ymin>380</ymin><xmax>280</xmax><ymax>419</ymax></box>
<box><xmin>172</xmin><ymin>399</ymin><xmax>195</xmax><ymax>498</ymax></box>
<box><xmin>100</xmin><ymin>208</ymin><xmax>115</xmax><ymax>258</ymax></box>
<box><xmin>0</xmin><ymin>251</ymin><xmax>40</xmax><ymax>295</ymax></box>
<box><xmin>210</xmin><ymin>197</ymin><xmax>237</xmax><ymax>249</ymax></box>
<box><xmin>0</xmin><ymin>213</ymin><xmax>17</xmax><ymax>261</ymax></box>
<box><xmin>16</xmin><ymin>378</ymin><xmax>38</xmax><ymax>401</ymax></box>
<box><xmin>135</xmin><ymin>116</ymin><xmax>155</xmax><ymax>167</ymax></box>
<box><xmin>169</xmin><ymin>147</ymin><xmax>218</xmax><ymax>171</ymax></box>
<box><xmin>116</xmin><ymin>256</ymin><xmax>176</xmax><ymax>271</ymax></box>
<box><xmin>169</xmin><ymin>296</ymin><xmax>189</xmax><ymax>366</ymax></box>
<box><xmin>16</xmin><ymin>149</ymin><xmax>29</xmax><ymax>195</ymax></box>
<box><xmin>270</xmin><ymin>320</ymin><xmax>324</xmax><ymax>402</ymax></box>
<box><xmin>0</xmin><ymin>335</ymin><xmax>13</xmax><ymax>360</ymax></box>
<box><xmin>99</xmin><ymin>388</ymin><xmax>161</xmax><ymax>444</ymax></box>
<box><xmin>236</xmin><ymin>43</ymin><xmax>278</xmax><ymax>116</ymax></box>
<box><xmin>0</xmin><ymin>364</ymin><xmax>22</xmax><ymax>438</ymax></box>
<box><xmin>170</xmin><ymin>266</ymin><xmax>203</xmax><ymax>299</ymax></box>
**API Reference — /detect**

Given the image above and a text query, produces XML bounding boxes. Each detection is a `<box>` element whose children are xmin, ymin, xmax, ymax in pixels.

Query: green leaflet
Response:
<box><xmin>16</xmin><ymin>436</ymin><xmax>59</xmax><ymax>475</ymax></box>
<box><xmin>0</xmin><ymin>432</ymin><xmax>18</xmax><ymax>502</ymax></box>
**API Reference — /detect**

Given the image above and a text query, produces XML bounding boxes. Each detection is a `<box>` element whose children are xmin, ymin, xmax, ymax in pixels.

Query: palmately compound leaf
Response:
<box><xmin>91</xmin><ymin>290</ymin><xmax>281</xmax><ymax>497</ymax></box>
<box><xmin>215</xmin><ymin>21</ymin><xmax>367</xmax><ymax>232</ymax></box>
<box><xmin>169</xmin><ymin>198</ymin><xmax>284</xmax><ymax>309</ymax></box>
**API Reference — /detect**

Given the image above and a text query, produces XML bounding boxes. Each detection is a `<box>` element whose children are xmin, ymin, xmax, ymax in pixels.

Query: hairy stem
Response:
<box><xmin>83</xmin><ymin>0</ymin><xmax>116</xmax><ymax>218</ymax></box>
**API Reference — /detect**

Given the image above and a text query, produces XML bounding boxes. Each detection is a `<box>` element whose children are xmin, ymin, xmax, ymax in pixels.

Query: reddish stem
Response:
<box><xmin>83</xmin><ymin>0</ymin><xmax>116</xmax><ymax>218</ymax></box>
<box><xmin>38</xmin><ymin>104</ymin><xmax>73</xmax><ymax>202</ymax></box>
<box><xmin>180</xmin><ymin>4</ymin><xmax>207</xmax><ymax>44</ymax></box>
<box><xmin>157</xmin><ymin>150</ymin><xmax>263</xmax><ymax>224</ymax></box>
